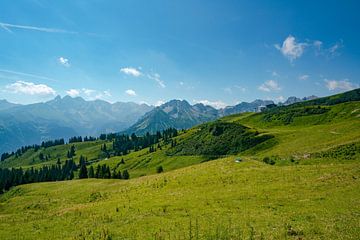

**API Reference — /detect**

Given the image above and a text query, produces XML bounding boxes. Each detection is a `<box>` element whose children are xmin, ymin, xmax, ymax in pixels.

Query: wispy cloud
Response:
<box><xmin>6</xmin><ymin>81</ymin><xmax>56</xmax><ymax>96</ymax></box>
<box><xmin>120</xmin><ymin>67</ymin><xmax>142</xmax><ymax>77</ymax></box>
<box><xmin>258</xmin><ymin>80</ymin><xmax>281</xmax><ymax>92</ymax></box>
<box><xmin>299</xmin><ymin>74</ymin><xmax>309</xmax><ymax>81</ymax></box>
<box><xmin>0</xmin><ymin>69</ymin><xmax>58</xmax><ymax>82</ymax></box>
<box><xmin>147</xmin><ymin>72</ymin><xmax>166</xmax><ymax>88</ymax></box>
<box><xmin>125</xmin><ymin>89</ymin><xmax>137</xmax><ymax>96</ymax></box>
<box><xmin>58</xmin><ymin>57</ymin><xmax>70</xmax><ymax>67</ymax></box>
<box><xmin>324</xmin><ymin>79</ymin><xmax>358</xmax><ymax>91</ymax></box>
<box><xmin>0</xmin><ymin>22</ymin><xmax>77</xmax><ymax>34</ymax></box>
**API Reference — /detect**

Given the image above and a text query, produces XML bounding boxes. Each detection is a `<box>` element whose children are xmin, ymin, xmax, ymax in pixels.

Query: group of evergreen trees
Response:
<box><xmin>0</xmin><ymin>159</ymin><xmax>77</xmax><ymax>194</ymax></box>
<box><xmin>1</xmin><ymin>138</ymin><xmax>65</xmax><ymax>162</ymax></box>
<box><xmin>113</xmin><ymin>128</ymin><xmax>178</xmax><ymax>156</ymax></box>
<box><xmin>0</xmin><ymin>156</ymin><xmax>130</xmax><ymax>194</ymax></box>
<box><xmin>79</xmin><ymin>161</ymin><xmax>129</xmax><ymax>180</ymax></box>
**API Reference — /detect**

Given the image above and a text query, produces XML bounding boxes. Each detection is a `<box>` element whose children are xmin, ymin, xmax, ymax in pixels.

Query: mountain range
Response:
<box><xmin>0</xmin><ymin>96</ymin><xmax>152</xmax><ymax>153</ymax></box>
<box><xmin>0</xmin><ymin>94</ymin><xmax>318</xmax><ymax>153</ymax></box>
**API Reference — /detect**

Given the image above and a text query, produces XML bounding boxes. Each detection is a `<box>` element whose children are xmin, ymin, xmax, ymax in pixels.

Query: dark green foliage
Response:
<box><xmin>83</xmin><ymin>136</ymin><xmax>96</xmax><ymax>142</ymax></box>
<box><xmin>0</xmin><ymin>159</ymin><xmax>77</xmax><ymax>193</ymax></box>
<box><xmin>88</xmin><ymin>166</ymin><xmax>95</xmax><ymax>178</ymax></box>
<box><xmin>67</xmin><ymin>145</ymin><xmax>76</xmax><ymax>158</ymax></box>
<box><xmin>156</xmin><ymin>165</ymin><xmax>164</xmax><ymax>173</ymax></box>
<box><xmin>69</xmin><ymin>136</ymin><xmax>83</xmax><ymax>143</ymax></box>
<box><xmin>168</xmin><ymin>122</ymin><xmax>273</xmax><ymax>156</ymax></box>
<box><xmin>78</xmin><ymin>157</ymin><xmax>88</xmax><ymax>179</ymax></box>
<box><xmin>41</xmin><ymin>139</ymin><xmax>65</xmax><ymax>148</ymax></box>
<box><xmin>262</xmin><ymin>106</ymin><xmax>329</xmax><ymax>125</ymax></box>
<box><xmin>122</xmin><ymin>170</ymin><xmax>130</xmax><ymax>180</ymax></box>
<box><xmin>79</xmin><ymin>164</ymin><xmax>88</xmax><ymax>179</ymax></box>
<box><xmin>312</xmin><ymin>142</ymin><xmax>360</xmax><ymax>160</ymax></box>
<box><xmin>112</xmin><ymin>128</ymin><xmax>177</xmax><ymax>156</ymax></box>
<box><xmin>297</xmin><ymin>88</ymin><xmax>360</xmax><ymax>106</ymax></box>
<box><xmin>263</xmin><ymin>157</ymin><xmax>275</xmax><ymax>165</ymax></box>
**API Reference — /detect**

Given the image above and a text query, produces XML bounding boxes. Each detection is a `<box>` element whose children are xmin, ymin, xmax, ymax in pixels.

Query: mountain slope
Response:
<box><xmin>124</xmin><ymin>100</ymin><xmax>219</xmax><ymax>135</ymax></box>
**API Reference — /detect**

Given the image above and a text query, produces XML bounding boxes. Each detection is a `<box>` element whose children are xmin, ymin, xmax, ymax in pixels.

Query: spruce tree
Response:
<box><xmin>88</xmin><ymin>166</ymin><xmax>95</xmax><ymax>178</ymax></box>
<box><xmin>79</xmin><ymin>164</ymin><xmax>88</xmax><ymax>179</ymax></box>
<box><xmin>122</xmin><ymin>169</ymin><xmax>130</xmax><ymax>180</ymax></box>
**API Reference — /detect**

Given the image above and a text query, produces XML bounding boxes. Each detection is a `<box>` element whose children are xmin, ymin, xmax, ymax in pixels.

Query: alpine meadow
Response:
<box><xmin>0</xmin><ymin>1</ymin><xmax>360</xmax><ymax>239</ymax></box>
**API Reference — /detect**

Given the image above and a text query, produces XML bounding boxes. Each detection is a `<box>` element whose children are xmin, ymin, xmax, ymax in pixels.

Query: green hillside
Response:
<box><xmin>0</xmin><ymin>89</ymin><xmax>359</xmax><ymax>239</ymax></box>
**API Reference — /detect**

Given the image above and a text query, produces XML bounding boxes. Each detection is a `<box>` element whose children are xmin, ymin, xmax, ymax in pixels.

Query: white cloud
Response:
<box><xmin>324</xmin><ymin>79</ymin><xmax>358</xmax><ymax>91</ymax></box>
<box><xmin>58</xmin><ymin>57</ymin><xmax>70</xmax><ymax>67</ymax></box>
<box><xmin>299</xmin><ymin>75</ymin><xmax>309</xmax><ymax>81</ymax></box>
<box><xmin>103</xmin><ymin>90</ymin><xmax>112</xmax><ymax>97</ymax></box>
<box><xmin>125</xmin><ymin>89</ymin><xmax>136</xmax><ymax>96</ymax></box>
<box><xmin>275</xmin><ymin>35</ymin><xmax>307</xmax><ymax>61</ymax></box>
<box><xmin>147</xmin><ymin>73</ymin><xmax>166</xmax><ymax>88</ymax></box>
<box><xmin>194</xmin><ymin>100</ymin><xmax>227</xmax><ymax>109</ymax></box>
<box><xmin>65</xmin><ymin>88</ymin><xmax>112</xmax><ymax>100</ymax></box>
<box><xmin>66</xmin><ymin>89</ymin><xmax>80</xmax><ymax>97</ymax></box>
<box><xmin>275</xmin><ymin>96</ymin><xmax>285</xmax><ymax>102</ymax></box>
<box><xmin>155</xmin><ymin>100</ymin><xmax>165</xmax><ymax>106</ymax></box>
<box><xmin>82</xmin><ymin>88</ymin><xmax>95</xmax><ymax>96</ymax></box>
<box><xmin>272</xmin><ymin>71</ymin><xmax>279</xmax><ymax>77</ymax></box>
<box><xmin>258</xmin><ymin>80</ymin><xmax>281</xmax><ymax>92</ymax></box>
<box><xmin>313</xmin><ymin>40</ymin><xmax>323</xmax><ymax>49</ymax></box>
<box><xmin>6</xmin><ymin>81</ymin><xmax>56</xmax><ymax>96</ymax></box>
<box><xmin>0</xmin><ymin>22</ymin><xmax>77</xmax><ymax>34</ymax></box>
<box><xmin>120</xmin><ymin>67</ymin><xmax>142</xmax><ymax>77</ymax></box>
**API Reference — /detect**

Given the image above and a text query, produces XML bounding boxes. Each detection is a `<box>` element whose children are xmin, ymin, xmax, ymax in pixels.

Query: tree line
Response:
<box><xmin>0</xmin><ymin>156</ymin><xmax>130</xmax><ymax>194</ymax></box>
<box><xmin>111</xmin><ymin>128</ymin><xmax>178</xmax><ymax>156</ymax></box>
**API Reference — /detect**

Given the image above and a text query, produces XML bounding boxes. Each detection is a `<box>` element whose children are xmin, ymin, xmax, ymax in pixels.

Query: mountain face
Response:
<box><xmin>0</xmin><ymin>96</ymin><xmax>153</xmax><ymax>153</ymax></box>
<box><xmin>124</xmin><ymin>99</ymin><xmax>278</xmax><ymax>135</ymax></box>
<box><xmin>124</xmin><ymin>100</ymin><xmax>219</xmax><ymax>135</ymax></box>
<box><xmin>281</xmin><ymin>95</ymin><xmax>318</xmax><ymax>106</ymax></box>
<box><xmin>219</xmin><ymin>99</ymin><xmax>275</xmax><ymax>116</ymax></box>
<box><xmin>0</xmin><ymin>99</ymin><xmax>20</xmax><ymax>111</ymax></box>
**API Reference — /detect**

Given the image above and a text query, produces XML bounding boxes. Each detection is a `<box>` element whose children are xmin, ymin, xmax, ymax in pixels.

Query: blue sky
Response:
<box><xmin>0</xmin><ymin>0</ymin><xmax>359</xmax><ymax>108</ymax></box>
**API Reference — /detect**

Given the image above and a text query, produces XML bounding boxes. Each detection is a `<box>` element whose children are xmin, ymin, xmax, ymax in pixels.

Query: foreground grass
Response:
<box><xmin>0</xmin><ymin>157</ymin><xmax>359</xmax><ymax>239</ymax></box>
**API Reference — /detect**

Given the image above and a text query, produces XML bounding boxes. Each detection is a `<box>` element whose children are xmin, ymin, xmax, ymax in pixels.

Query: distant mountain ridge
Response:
<box><xmin>280</xmin><ymin>95</ymin><xmax>318</xmax><ymax>106</ymax></box>
<box><xmin>0</xmin><ymin>96</ymin><xmax>153</xmax><ymax>153</ymax></box>
<box><xmin>124</xmin><ymin>99</ymin><xmax>276</xmax><ymax>135</ymax></box>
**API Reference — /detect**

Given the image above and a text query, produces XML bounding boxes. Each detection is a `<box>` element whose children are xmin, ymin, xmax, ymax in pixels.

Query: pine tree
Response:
<box><xmin>79</xmin><ymin>164</ymin><xmax>88</xmax><ymax>179</ymax></box>
<box><xmin>156</xmin><ymin>165</ymin><xmax>164</xmax><ymax>173</ymax></box>
<box><xmin>122</xmin><ymin>169</ymin><xmax>130</xmax><ymax>180</ymax></box>
<box><xmin>88</xmin><ymin>166</ymin><xmax>95</xmax><ymax>178</ymax></box>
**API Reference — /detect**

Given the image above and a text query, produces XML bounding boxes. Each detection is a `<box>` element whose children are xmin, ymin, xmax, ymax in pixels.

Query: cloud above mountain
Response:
<box><xmin>258</xmin><ymin>80</ymin><xmax>281</xmax><ymax>92</ymax></box>
<box><xmin>6</xmin><ymin>81</ymin><xmax>56</xmax><ymax>96</ymax></box>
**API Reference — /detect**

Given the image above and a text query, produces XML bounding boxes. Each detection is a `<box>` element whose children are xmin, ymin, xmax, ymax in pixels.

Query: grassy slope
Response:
<box><xmin>0</xmin><ymin>95</ymin><xmax>359</xmax><ymax>239</ymax></box>
<box><xmin>0</xmin><ymin>158</ymin><xmax>359</xmax><ymax>239</ymax></box>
